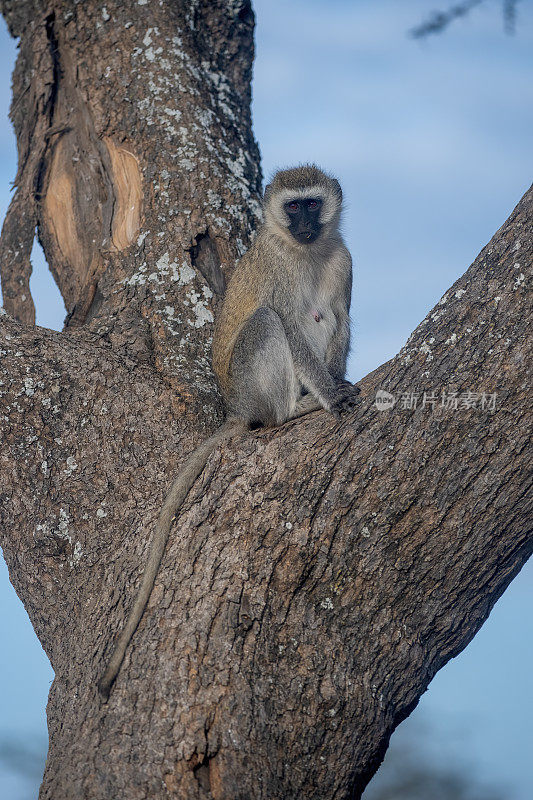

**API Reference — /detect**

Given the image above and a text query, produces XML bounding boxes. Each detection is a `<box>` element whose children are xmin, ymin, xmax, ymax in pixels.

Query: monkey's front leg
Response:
<box><xmin>325</xmin><ymin>313</ymin><xmax>351</xmax><ymax>381</ymax></box>
<box><xmin>325</xmin><ymin>314</ymin><xmax>360</xmax><ymax>410</ymax></box>
<box><xmin>290</xmin><ymin>393</ymin><xmax>323</xmax><ymax>420</ymax></box>
<box><xmin>282</xmin><ymin>320</ymin><xmax>352</xmax><ymax>417</ymax></box>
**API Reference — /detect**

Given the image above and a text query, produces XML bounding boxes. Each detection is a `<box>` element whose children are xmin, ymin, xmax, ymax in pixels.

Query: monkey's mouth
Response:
<box><xmin>294</xmin><ymin>230</ymin><xmax>319</xmax><ymax>244</ymax></box>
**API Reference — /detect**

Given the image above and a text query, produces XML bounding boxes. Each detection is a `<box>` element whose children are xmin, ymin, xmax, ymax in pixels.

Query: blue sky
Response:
<box><xmin>1</xmin><ymin>1</ymin><xmax>532</xmax><ymax>797</ymax></box>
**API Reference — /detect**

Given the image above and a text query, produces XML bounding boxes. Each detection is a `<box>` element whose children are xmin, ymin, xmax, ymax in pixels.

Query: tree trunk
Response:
<box><xmin>0</xmin><ymin>2</ymin><xmax>531</xmax><ymax>799</ymax></box>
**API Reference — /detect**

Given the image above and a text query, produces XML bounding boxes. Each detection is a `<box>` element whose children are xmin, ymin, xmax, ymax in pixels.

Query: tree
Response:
<box><xmin>0</xmin><ymin>1</ymin><xmax>531</xmax><ymax>798</ymax></box>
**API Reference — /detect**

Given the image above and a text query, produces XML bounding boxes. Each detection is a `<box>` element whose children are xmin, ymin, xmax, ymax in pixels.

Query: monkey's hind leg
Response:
<box><xmin>231</xmin><ymin>306</ymin><xmax>299</xmax><ymax>426</ymax></box>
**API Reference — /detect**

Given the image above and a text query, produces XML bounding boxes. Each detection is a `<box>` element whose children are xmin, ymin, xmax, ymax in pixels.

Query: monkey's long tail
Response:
<box><xmin>98</xmin><ymin>418</ymin><xmax>246</xmax><ymax>699</ymax></box>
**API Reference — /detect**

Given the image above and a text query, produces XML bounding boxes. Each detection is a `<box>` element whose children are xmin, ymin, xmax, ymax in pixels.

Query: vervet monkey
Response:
<box><xmin>98</xmin><ymin>165</ymin><xmax>358</xmax><ymax>698</ymax></box>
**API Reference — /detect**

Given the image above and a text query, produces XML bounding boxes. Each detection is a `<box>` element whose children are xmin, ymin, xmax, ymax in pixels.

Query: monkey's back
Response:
<box><xmin>212</xmin><ymin>247</ymin><xmax>261</xmax><ymax>399</ymax></box>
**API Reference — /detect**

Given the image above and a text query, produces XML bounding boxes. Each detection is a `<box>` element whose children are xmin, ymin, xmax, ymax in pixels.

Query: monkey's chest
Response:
<box><xmin>300</xmin><ymin>300</ymin><xmax>336</xmax><ymax>360</ymax></box>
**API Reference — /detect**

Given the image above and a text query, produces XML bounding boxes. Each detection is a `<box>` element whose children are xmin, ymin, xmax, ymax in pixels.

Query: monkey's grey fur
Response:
<box><xmin>98</xmin><ymin>165</ymin><xmax>357</xmax><ymax>698</ymax></box>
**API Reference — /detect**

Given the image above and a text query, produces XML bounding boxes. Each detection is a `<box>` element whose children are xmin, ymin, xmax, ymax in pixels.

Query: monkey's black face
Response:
<box><xmin>284</xmin><ymin>197</ymin><xmax>322</xmax><ymax>244</ymax></box>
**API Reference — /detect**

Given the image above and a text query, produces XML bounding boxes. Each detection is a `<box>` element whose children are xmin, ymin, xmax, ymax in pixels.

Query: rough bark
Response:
<box><xmin>0</xmin><ymin>2</ymin><xmax>531</xmax><ymax>799</ymax></box>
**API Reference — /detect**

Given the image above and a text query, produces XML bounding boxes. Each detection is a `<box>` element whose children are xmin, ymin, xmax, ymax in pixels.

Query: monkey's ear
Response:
<box><xmin>331</xmin><ymin>178</ymin><xmax>342</xmax><ymax>202</ymax></box>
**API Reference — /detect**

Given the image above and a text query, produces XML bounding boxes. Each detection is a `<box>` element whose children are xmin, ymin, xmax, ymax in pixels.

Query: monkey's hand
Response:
<box><xmin>330</xmin><ymin>380</ymin><xmax>361</xmax><ymax>416</ymax></box>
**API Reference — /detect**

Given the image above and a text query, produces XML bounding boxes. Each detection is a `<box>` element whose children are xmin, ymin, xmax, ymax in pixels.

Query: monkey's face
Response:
<box><xmin>284</xmin><ymin>197</ymin><xmax>323</xmax><ymax>244</ymax></box>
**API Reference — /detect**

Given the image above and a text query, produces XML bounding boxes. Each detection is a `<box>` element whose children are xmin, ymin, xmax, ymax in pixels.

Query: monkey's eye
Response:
<box><xmin>287</xmin><ymin>201</ymin><xmax>299</xmax><ymax>213</ymax></box>
<box><xmin>308</xmin><ymin>199</ymin><xmax>321</xmax><ymax>210</ymax></box>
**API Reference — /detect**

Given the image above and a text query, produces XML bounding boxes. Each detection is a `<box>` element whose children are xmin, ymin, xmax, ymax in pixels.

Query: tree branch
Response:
<box><xmin>0</xmin><ymin>0</ymin><xmax>262</xmax><ymax>390</ymax></box>
<box><xmin>0</xmin><ymin>189</ymin><xmax>37</xmax><ymax>323</ymax></box>
<box><xmin>408</xmin><ymin>0</ymin><xmax>520</xmax><ymax>38</ymax></box>
<box><xmin>1</xmin><ymin>184</ymin><xmax>531</xmax><ymax>798</ymax></box>
<box><xmin>1</xmin><ymin>0</ymin><xmax>531</xmax><ymax>797</ymax></box>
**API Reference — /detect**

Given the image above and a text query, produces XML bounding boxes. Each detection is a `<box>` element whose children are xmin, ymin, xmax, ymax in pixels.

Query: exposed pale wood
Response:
<box><xmin>105</xmin><ymin>138</ymin><xmax>142</xmax><ymax>251</ymax></box>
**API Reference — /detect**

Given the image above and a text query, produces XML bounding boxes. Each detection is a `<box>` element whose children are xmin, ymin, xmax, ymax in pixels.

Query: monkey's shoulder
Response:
<box><xmin>324</xmin><ymin>241</ymin><xmax>352</xmax><ymax>287</ymax></box>
<box><xmin>325</xmin><ymin>238</ymin><xmax>352</xmax><ymax>271</ymax></box>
